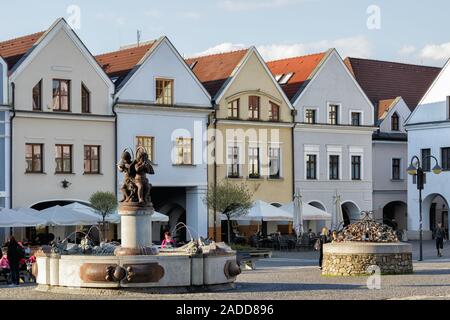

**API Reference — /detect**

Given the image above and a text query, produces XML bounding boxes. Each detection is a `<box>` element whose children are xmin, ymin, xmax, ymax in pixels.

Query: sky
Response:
<box><xmin>1</xmin><ymin>0</ymin><xmax>450</xmax><ymax>66</ymax></box>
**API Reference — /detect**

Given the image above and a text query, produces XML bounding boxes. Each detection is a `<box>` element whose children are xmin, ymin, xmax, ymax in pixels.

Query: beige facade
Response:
<box><xmin>208</xmin><ymin>49</ymin><xmax>294</xmax><ymax>237</ymax></box>
<box><xmin>10</xmin><ymin>20</ymin><xmax>115</xmax><ymax>208</ymax></box>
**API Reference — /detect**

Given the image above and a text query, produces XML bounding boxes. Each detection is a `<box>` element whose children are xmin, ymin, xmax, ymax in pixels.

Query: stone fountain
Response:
<box><xmin>34</xmin><ymin>148</ymin><xmax>241</xmax><ymax>289</ymax></box>
<box><xmin>322</xmin><ymin>212</ymin><xmax>413</xmax><ymax>276</ymax></box>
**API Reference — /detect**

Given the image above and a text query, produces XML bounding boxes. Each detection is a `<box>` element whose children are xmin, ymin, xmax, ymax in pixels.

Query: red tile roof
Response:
<box><xmin>95</xmin><ymin>41</ymin><xmax>157</xmax><ymax>85</ymax></box>
<box><xmin>377</xmin><ymin>98</ymin><xmax>397</xmax><ymax>119</ymax></box>
<box><xmin>266</xmin><ymin>52</ymin><xmax>327</xmax><ymax>101</ymax></box>
<box><xmin>344</xmin><ymin>57</ymin><xmax>441</xmax><ymax>112</ymax></box>
<box><xmin>0</xmin><ymin>31</ymin><xmax>45</xmax><ymax>70</ymax></box>
<box><xmin>185</xmin><ymin>49</ymin><xmax>249</xmax><ymax>98</ymax></box>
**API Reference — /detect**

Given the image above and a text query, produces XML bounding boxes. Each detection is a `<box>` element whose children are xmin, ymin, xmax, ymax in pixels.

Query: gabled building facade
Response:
<box><xmin>406</xmin><ymin>59</ymin><xmax>450</xmax><ymax>240</ymax></box>
<box><xmin>345</xmin><ymin>57</ymin><xmax>441</xmax><ymax>235</ymax></box>
<box><xmin>0</xmin><ymin>56</ymin><xmax>9</xmax><ymax>210</ymax></box>
<box><xmin>97</xmin><ymin>37</ymin><xmax>212</xmax><ymax>241</ymax></box>
<box><xmin>268</xmin><ymin>49</ymin><xmax>375</xmax><ymax>229</ymax></box>
<box><xmin>4</xmin><ymin>19</ymin><xmax>116</xmax><ymax>232</ymax></box>
<box><xmin>187</xmin><ymin>48</ymin><xmax>295</xmax><ymax>239</ymax></box>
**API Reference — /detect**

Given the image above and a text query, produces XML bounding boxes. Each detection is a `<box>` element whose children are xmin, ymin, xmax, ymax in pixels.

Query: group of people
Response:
<box><xmin>0</xmin><ymin>236</ymin><xmax>35</xmax><ymax>286</ymax></box>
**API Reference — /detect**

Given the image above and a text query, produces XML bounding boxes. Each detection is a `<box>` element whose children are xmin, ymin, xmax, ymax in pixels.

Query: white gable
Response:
<box><xmin>407</xmin><ymin>59</ymin><xmax>450</xmax><ymax>125</ymax></box>
<box><xmin>379</xmin><ymin>97</ymin><xmax>411</xmax><ymax>133</ymax></box>
<box><xmin>117</xmin><ymin>38</ymin><xmax>211</xmax><ymax>107</ymax></box>
<box><xmin>294</xmin><ymin>50</ymin><xmax>374</xmax><ymax>125</ymax></box>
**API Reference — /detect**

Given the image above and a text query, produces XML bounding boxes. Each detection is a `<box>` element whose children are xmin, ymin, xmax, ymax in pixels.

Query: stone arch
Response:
<box><xmin>271</xmin><ymin>203</ymin><xmax>283</xmax><ymax>208</ymax></box>
<box><xmin>423</xmin><ymin>193</ymin><xmax>449</xmax><ymax>238</ymax></box>
<box><xmin>307</xmin><ymin>201</ymin><xmax>328</xmax><ymax>234</ymax></box>
<box><xmin>159</xmin><ymin>202</ymin><xmax>187</xmax><ymax>242</ymax></box>
<box><xmin>308</xmin><ymin>200</ymin><xmax>327</xmax><ymax>212</ymax></box>
<box><xmin>30</xmin><ymin>199</ymin><xmax>90</xmax><ymax>210</ymax></box>
<box><xmin>383</xmin><ymin>201</ymin><xmax>407</xmax><ymax>231</ymax></box>
<box><xmin>341</xmin><ymin>201</ymin><xmax>361</xmax><ymax>225</ymax></box>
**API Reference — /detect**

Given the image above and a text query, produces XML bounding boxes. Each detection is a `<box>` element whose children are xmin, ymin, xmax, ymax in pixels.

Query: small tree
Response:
<box><xmin>89</xmin><ymin>191</ymin><xmax>118</xmax><ymax>242</ymax></box>
<box><xmin>204</xmin><ymin>181</ymin><xmax>253</xmax><ymax>244</ymax></box>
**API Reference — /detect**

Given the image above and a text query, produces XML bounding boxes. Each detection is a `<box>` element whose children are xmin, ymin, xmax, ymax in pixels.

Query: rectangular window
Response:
<box><xmin>442</xmin><ymin>148</ymin><xmax>450</xmax><ymax>171</ymax></box>
<box><xmin>136</xmin><ymin>136</ymin><xmax>154</xmax><ymax>162</ymax></box>
<box><xmin>25</xmin><ymin>144</ymin><xmax>43</xmax><ymax>173</ymax></box>
<box><xmin>392</xmin><ymin>158</ymin><xmax>401</xmax><ymax>180</ymax></box>
<box><xmin>248</xmin><ymin>96</ymin><xmax>260</xmax><ymax>120</ymax></box>
<box><xmin>269</xmin><ymin>102</ymin><xmax>280</xmax><ymax>122</ymax></box>
<box><xmin>391</xmin><ymin>113</ymin><xmax>400</xmax><ymax>131</ymax></box>
<box><xmin>351</xmin><ymin>155</ymin><xmax>361</xmax><ymax>180</ymax></box>
<box><xmin>227</xmin><ymin>99</ymin><xmax>239</xmax><ymax>119</ymax></box>
<box><xmin>227</xmin><ymin>146</ymin><xmax>240</xmax><ymax>178</ymax></box>
<box><xmin>81</xmin><ymin>84</ymin><xmax>90</xmax><ymax>113</ymax></box>
<box><xmin>351</xmin><ymin>112</ymin><xmax>361</xmax><ymax>126</ymax></box>
<box><xmin>55</xmin><ymin>144</ymin><xmax>72</xmax><ymax>173</ymax></box>
<box><xmin>84</xmin><ymin>145</ymin><xmax>100</xmax><ymax>174</ymax></box>
<box><xmin>329</xmin><ymin>104</ymin><xmax>339</xmax><ymax>125</ymax></box>
<box><xmin>421</xmin><ymin>148</ymin><xmax>431</xmax><ymax>172</ymax></box>
<box><xmin>329</xmin><ymin>155</ymin><xmax>339</xmax><ymax>180</ymax></box>
<box><xmin>155</xmin><ymin>79</ymin><xmax>174</xmax><ymax>105</ymax></box>
<box><xmin>306</xmin><ymin>154</ymin><xmax>317</xmax><ymax>180</ymax></box>
<box><xmin>305</xmin><ymin>109</ymin><xmax>316</xmax><ymax>124</ymax></box>
<box><xmin>52</xmin><ymin>79</ymin><xmax>70</xmax><ymax>111</ymax></box>
<box><xmin>32</xmin><ymin>80</ymin><xmax>42</xmax><ymax>111</ymax></box>
<box><xmin>248</xmin><ymin>147</ymin><xmax>260</xmax><ymax>178</ymax></box>
<box><xmin>269</xmin><ymin>147</ymin><xmax>281</xmax><ymax>179</ymax></box>
<box><xmin>175</xmin><ymin>138</ymin><xmax>192</xmax><ymax>165</ymax></box>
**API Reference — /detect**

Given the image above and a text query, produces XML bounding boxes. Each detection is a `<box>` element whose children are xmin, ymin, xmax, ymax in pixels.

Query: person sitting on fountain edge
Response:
<box><xmin>161</xmin><ymin>231</ymin><xmax>176</xmax><ymax>249</ymax></box>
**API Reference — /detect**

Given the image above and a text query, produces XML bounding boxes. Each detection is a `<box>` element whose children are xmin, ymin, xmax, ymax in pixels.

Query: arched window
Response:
<box><xmin>391</xmin><ymin>112</ymin><xmax>400</xmax><ymax>131</ymax></box>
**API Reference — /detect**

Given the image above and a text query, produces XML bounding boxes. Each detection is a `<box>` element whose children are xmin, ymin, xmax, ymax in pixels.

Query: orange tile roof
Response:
<box><xmin>267</xmin><ymin>52</ymin><xmax>327</xmax><ymax>101</ymax></box>
<box><xmin>377</xmin><ymin>98</ymin><xmax>397</xmax><ymax>119</ymax></box>
<box><xmin>0</xmin><ymin>31</ymin><xmax>45</xmax><ymax>70</ymax></box>
<box><xmin>95</xmin><ymin>41</ymin><xmax>157</xmax><ymax>86</ymax></box>
<box><xmin>185</xmin><ymin>49</ymin><xmax>249</xmax><ymax>98</ymax></box>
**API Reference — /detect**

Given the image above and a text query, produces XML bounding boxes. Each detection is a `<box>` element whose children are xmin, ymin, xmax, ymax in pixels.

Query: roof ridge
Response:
<box><xmin>0</xmin><ymin>31</ymin><xmax>45</xmax><ymax>46</ymax></box>
<box><xmin>267</xmin><ymin>51</ymin><xmax>327</xmax><ymax>64</ymax></box>
<box><xmin>186</xmin><ymin>48</ymin><xmax>249</xmax><ymax>60</ymax></box>
<box><xmin>96</xmin><ymin>41</ymin><xmax>156</xmax><ymax>58</ymax></box>
<box><xmin>346</xmin><ymin>56</ymin><xmax>441</xmax><ymax>69</ymax></box>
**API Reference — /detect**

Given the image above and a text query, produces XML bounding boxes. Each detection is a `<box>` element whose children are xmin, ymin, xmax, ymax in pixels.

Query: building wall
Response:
<box><xmin>293</xmin><ymin>51</ymin><xmax>374</xmax><ymax>220</ymax></box>
<box><xmin>0</xmin><ymin>57</ymin><xmax>6</xmax><ymax>105</ymax></box>
<box><xmin>11</xmin><ymin>23</ymin><xmax>115</xmax><ymax>208</ymax></box>
<box><xmin>0</xmin><ymin>58</ymin><xmax>10</xmax><ymax>209</ymax></box>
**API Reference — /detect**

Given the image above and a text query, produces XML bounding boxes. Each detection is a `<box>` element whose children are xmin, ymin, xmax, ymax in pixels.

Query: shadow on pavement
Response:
<box><xmin>234</xmin><ymin>282</ymin><xmax>364</xmax><ymax>292</ymax></box>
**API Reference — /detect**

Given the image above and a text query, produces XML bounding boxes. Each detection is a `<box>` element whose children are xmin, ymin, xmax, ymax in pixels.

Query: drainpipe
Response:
<box><xmin>291</xmin><ymin>109</ymin><xmax>297</xmax><ymax>199</ymax></box>
<box><xmin>212</xmin><ymin>100</ymin><xmax>218</xmax><ymax>241</ymax></box>
<box><xmin>112</xmin><ymin>97</ymin><xmax>119</xmax><ymax>200</ymax></box>
<box><xmin>9</xmin><ymin>83</ymin><xmax>15</xmax><ymax>210</ymax></box>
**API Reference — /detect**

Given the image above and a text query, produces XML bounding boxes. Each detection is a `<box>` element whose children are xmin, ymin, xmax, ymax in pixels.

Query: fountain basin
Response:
<box><xmin>35</xmin><ymin>250</ymin><xmax>240</xmax><ymax>289</ymax></box>
<box><xmin>322</xmin><ymin>242</ymin><xmax>413</xmax><ymax>276</ymax></box>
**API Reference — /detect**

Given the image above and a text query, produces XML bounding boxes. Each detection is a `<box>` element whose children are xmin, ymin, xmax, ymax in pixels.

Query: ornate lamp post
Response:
<box><xmin>407</xmin><ymin>155</ymin><xmax>442</xmax><ymax>261</ymax></box>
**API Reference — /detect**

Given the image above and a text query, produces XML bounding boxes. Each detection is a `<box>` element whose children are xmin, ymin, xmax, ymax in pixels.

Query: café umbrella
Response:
<box><xmin>293</xmin><ymin>189</ymin><xmax>304</xmax><ymax>238</ymax></box>
<box><xmin>38</xmin><ymin>205</ymin><xmax>100</xmax><ymax>226</ymax></box>
<box><xmin>0</xmin><ymin>208</ymin><xmax>44</xmax><ymax>227</ymax></box>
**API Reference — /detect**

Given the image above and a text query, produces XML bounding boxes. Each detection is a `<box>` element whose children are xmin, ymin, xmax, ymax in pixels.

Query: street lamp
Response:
<box><xmin>407</xmin><ymin>155</ymin><xmax>442</xmax><ymax>261</ymax></box>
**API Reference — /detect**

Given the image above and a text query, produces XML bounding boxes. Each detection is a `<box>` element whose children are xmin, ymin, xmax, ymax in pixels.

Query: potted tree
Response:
<box><xmin>89</xmin><ymin>191</ymin><xmax>118</xmax><ymax>243</ymax></box>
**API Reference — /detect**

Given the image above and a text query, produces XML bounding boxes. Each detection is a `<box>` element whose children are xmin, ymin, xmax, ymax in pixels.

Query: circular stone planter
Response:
<box><xmin>322</xmin><ymin>242</ymin><xmax>413</xmax><ymax>276</ymax></box>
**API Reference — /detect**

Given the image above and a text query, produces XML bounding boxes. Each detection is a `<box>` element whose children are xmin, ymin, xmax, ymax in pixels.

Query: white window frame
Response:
<box><xmin>349</xmin><ymin>109</ymin><xmax>364</xmax><ymax>126</ymax></box>
<box><xmin>248</xmin><ymin>144</ymin><xmax>261</xmax><ymax>178</ymax></box>
<box><xmin>268</xmin><ymin>143</ymin><xmax>283</xmax><ymax>179</ymax></box>
<box><xmin>154</xmin><ymin>76</ymin><xmax>175</xmax><ymax>105</ymax></box>
<box><xmin>327</xmin><ymin>145</ymin><xmax>342</xmax><ymax>181</ymax></box>
<box><xmin>226</xmin><ymin>141</ymin><xmax>244</xmax><ymax>178</ymax></box>
<box><xmin>304</xmin><ymin>145</ymin><xmax>320</xmax><ymax>180</ymax></box>
<box><xmin>327</xmin><ymin>102</ymin><xmax>342</xmax><ymax>125</ymax></box>
<box><xmin>304</xmin><ymin>107</ymin><xmax>319</xmax><ymax>124</ymax></box>
<box><xmin>349</xmin><ymin>147</ymin><xmax>364</xmax><ymax>181</ymax></box>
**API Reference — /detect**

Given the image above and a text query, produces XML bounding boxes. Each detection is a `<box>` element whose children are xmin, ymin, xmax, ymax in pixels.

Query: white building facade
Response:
<box><xmin>0</xmin><ymin>57</ymin><xmax>10</xmax><ymax>210</ymax></box>
<box><xmin>268</xmin><ymin>49</ymin><xmax>375</xmax><ymax>230</ymax></box>
<box><xmin>97</xmin><ymin>37</ymin><xmax>212</xmax><ymax>241</ymax></box>
<box><xmin>406</xmin><ymin>61</ymin><xmax>450</xmax><ymax>240</ymax></box>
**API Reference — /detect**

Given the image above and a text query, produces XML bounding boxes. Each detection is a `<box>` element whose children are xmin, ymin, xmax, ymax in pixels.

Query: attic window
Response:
<box><xmin>278</xmin><ymin>72</ymin><xmax>294</xmax><ymax>85</ymax></box>
<box><xmin>190</xmin><ymin>61</ymin><xmax>198</xmax><ymax>69</ymax></box>
<box><xmin>274</xmin><ymin>74</ymin><xmax>283</xmax><ymax>82</ymax></box>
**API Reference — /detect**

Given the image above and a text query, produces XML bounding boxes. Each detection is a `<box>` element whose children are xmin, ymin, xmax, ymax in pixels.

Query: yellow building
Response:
<box><xmin>187</xmin><ymin>47</ymin><xmax>294</xmax><ymax>240</ymax></box>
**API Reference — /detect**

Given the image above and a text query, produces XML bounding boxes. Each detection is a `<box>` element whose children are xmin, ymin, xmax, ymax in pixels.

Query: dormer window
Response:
<box><xmin>156</xmin><ymin>79</ymin><xmax>173</xmax><ymax>105</ymax></box>
<box><xmin>269</xmin><ymin>102</ymin><xmax>280</xmax><ymax>121</ymax></box>
<box><xmin>32</xmin><ymin>80</ymin><xmax>42</xmax><ymax>111</ymax></box>
<box><xmin>278</xmin><ymin>72</ymin><xmax>294</xmax><ymax>85</ymax></box>
<box><xmin>81</xmin><ymin>84</ymin><xmax>90</xmax><ymax>113</ymax></box>
<box><xmin>53</xmin><ymin>79</ymin><xmax>70</xmax><ymax>111</ymax></box>
<box><xmin>248</xmin><ymin>96</ymin><xmax>260</xmax><ymax>120</ymax></box>
<box><xmin>391</xmin><ymin>112</ymin><xmax>400</xmax><ymax>131</ymax></box>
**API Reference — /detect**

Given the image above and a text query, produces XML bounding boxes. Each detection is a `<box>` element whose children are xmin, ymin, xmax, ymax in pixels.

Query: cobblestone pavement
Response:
<box><xmin>1</xmin><ymin>241</ymin><xmax>450</xmax><ymax>300</ymax></box>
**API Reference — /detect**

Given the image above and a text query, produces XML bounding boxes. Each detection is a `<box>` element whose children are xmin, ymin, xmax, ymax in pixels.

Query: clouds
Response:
<box><xmin>395</xmin><ymin>43</ymin><xmax>450</xmax><ymax>66</ymax></box>
<box><xmin>193</xmin><ymin>36</ymin><xmax>373</xmax><ymax>61</ymax></box>
<box><xmin>219</xmin><ymin>0</ymin><xmax>306</xmax><ymax>11</ymax></box>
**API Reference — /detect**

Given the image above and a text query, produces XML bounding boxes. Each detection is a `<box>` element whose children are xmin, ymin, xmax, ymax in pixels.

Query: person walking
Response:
<box><xmin>7</xmin><ymin>236</ymin><xmax>23</xmax><ymax>286</ymax></box>
<box><xmin>435</xmin><ymin>223</ymin><xmax>446</xmax><ymax>257</ymax></box>
<box><xmin>318</xmin><ymin>227</ymin><xmax>330</xmax><ymax>270</ymax></box>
